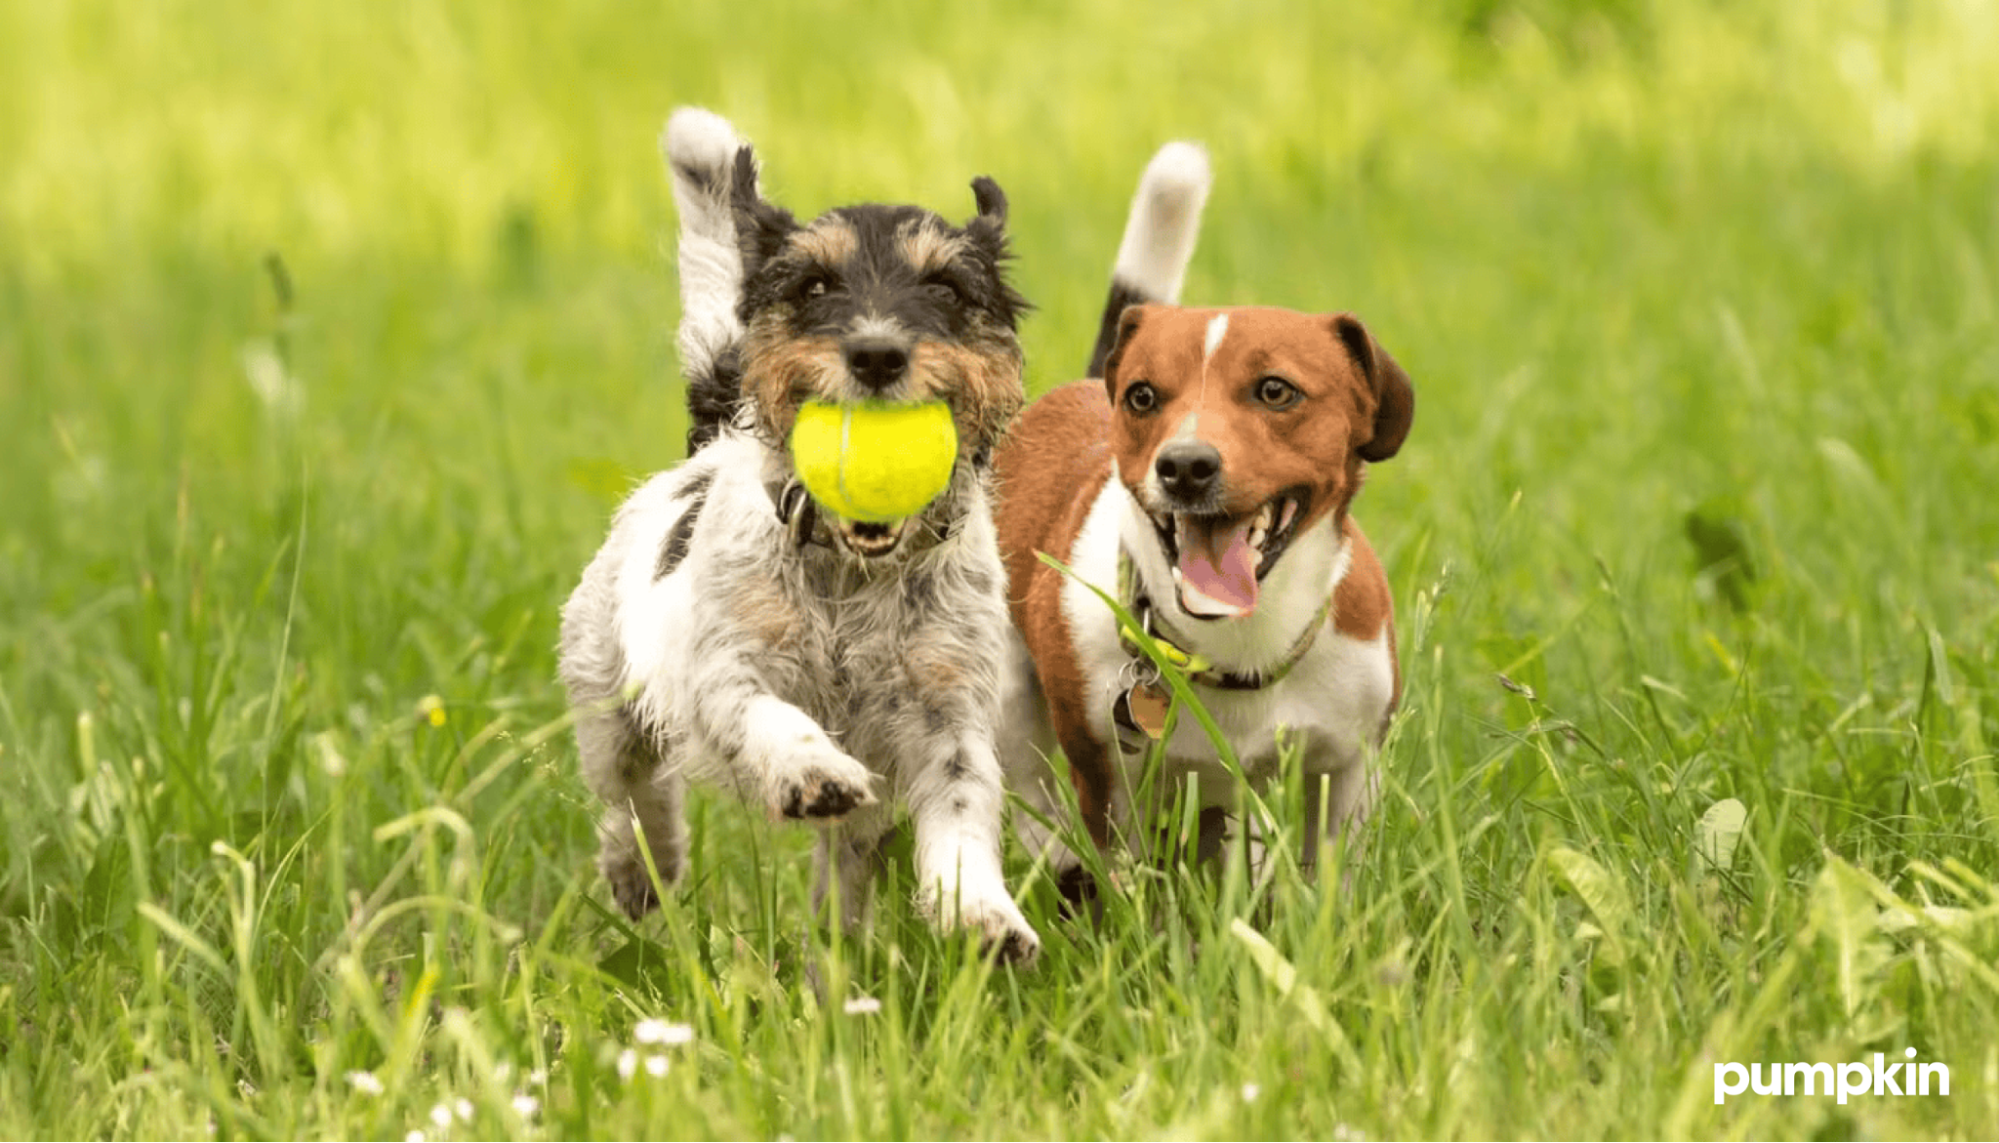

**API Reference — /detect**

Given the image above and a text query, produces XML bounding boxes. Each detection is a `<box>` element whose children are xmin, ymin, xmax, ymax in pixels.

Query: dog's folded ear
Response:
<box><xmin>730</xmin><ymin>145</ymin><xmax>800</xmax><ymax>275</ymax></box>
<box><xmin>1100</xmin><ymin>303</ymin><xmax>1154</xmax><ymax>397</ymax></box>
<box><xmin>969</xmin><ymin>177</ymin><xmax>1008</xmax><ymax>228</ymax></box>
<box><xmin>962</xmin><ymin>176</ymin><xmax>1031</xmax><ymax>330</ymax></box>
<box><xmin>1332</xmin><ymin>314</ymin><xmax>1415</xmax><ymax>463</ymax></box>
<box><xmin>965</xmin><ymin>176</ymin><xmax>1011</xmax><ymax>262</ymax></box>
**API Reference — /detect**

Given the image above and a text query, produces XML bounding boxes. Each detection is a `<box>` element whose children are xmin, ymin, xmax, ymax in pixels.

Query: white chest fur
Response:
<box><xmin>1058</xmin><ymin>480</ymin><xmax>1393</xmax><ymax>813</ymax></box>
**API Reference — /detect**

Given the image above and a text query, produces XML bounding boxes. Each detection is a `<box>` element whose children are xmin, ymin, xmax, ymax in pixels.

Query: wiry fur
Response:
<box><xmin>665</xmin><ymin>109</ymin><xmax>756</xmax><ymax>455</ymax></box>
<box><xmin>562</xmin><ymin>108</ymin><xmax>1038</xmax><ymax>962</ymax></box>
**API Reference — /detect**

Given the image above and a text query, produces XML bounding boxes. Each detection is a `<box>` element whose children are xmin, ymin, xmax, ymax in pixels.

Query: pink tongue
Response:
<box><xmin>1177</xmin><ymin>517</ymin><xmax>1259</xmax><ymax>615</ymax></box>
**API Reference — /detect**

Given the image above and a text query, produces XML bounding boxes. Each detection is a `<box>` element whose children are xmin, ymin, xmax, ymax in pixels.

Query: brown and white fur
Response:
<box><xmin>559</xmin><ymin>108</ymin><xmax>1038</xmax><ymax>961</ymax></box>
<box><xmin>994</xmin><ymin>164</ymin><xmax>1413</xmax><ymax>887</ymax></box>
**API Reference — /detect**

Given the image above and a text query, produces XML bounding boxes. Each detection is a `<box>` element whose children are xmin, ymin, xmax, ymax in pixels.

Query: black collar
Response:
<box><xmin>761</xmin><ymin>443</ymin><xmax>989</xmax><ymax>553</ymax></box>
<box><xmin>765</xmin><ymin>479</ymin><xmax>961</xmax><ymax>553</ymax></box>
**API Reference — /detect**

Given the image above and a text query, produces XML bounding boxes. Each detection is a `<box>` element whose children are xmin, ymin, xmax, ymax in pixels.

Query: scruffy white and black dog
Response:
<box><xmin>559</xmin><ymin>109</ymin><xmax>1040</xmax><ymax>961</ymax></box>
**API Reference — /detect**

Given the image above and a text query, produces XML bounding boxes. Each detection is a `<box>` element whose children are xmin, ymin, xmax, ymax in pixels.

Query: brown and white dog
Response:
<box><xmin>994</xmin><ymin>172</ymin><xmax>1414</xmax><ymax>887</ymax></box>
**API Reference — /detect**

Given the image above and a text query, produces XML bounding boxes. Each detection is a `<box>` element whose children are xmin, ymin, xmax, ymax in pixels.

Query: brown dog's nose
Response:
<box><xmin>1154</xmin><ymin>440</ymin><xmax>1222</xmax><ymax>502</ymax></box>
<box><xmin>844</xmin><ymin>338</ymin><xmax>909</xmax><ymax>391</ymax></box>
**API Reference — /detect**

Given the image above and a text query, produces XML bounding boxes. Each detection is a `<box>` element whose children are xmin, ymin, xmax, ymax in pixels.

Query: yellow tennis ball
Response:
<box><xmin>790</xmin><ymin>399</ymin><xmax>959</xmax><ymax>523</ymax></box>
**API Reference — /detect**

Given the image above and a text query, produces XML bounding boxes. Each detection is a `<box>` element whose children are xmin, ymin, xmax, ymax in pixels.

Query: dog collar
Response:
<box><xmin>1115</xmin><ymin>548</ymin><xmax>1331</xmax><ymax>692</ymax></box>
<box><xmin>768</xmin><ymin>479</ymin><xmax>958</xmax><ymax>554</ymax></box>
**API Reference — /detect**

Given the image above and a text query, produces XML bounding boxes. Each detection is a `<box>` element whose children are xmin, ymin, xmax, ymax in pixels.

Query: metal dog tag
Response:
<box><xmin>1122</xmin><ymin>681</ymin><xmax>1171</xmax><ymax>739</ymax></box>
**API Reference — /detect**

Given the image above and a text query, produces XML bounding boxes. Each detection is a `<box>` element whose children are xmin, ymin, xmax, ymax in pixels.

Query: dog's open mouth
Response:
<box><xmin>1149</xmin><ymin>489</ymin><xmax>1307</xmax><ymax>620</ymax></box>
<box><xmin>834</xmin><ymin>516</ymin><xmax>913</xmax><ymax>559</ymax></box>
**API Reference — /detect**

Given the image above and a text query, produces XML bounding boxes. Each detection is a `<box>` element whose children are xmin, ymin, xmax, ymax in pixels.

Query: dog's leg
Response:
<box><xmin>1300</xmin><ymin>754</ymin><xmax>1377</xmax><ymax>875</ymax></box>
<box><xmin>904</xmin><ymin>731</ymin><xmax>1040</xmax><ymax>963</ymax></box>
<box><xmin>812</xmin><ymin>802</ymin><xmax>893</xmax><ymax>932</ymax></box>
<box><xmin>997</xmin><ymin>627</ymin><xmax>1092</xmax><ymax>890</ymax></box>
<box><xmin>578</xmin><ymin>707</ymin><xmax>688</xmax><ymax>919</ymax></box>
<box><xmin>650</xmin><ymin>549</ymin><xmax>881</xmax><ymax>821</ymax></box>
<box><xmin>682</xmin><ymin>676</ymin><xmax>879</xmax><ymax>822</ymax></box>
<box><xmin>564</xmin><ymin>544</ymin><xmax>691</xmax><ymax>920</ymax></box>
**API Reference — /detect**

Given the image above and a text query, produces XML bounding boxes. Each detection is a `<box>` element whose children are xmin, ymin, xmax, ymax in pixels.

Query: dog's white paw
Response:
<box><xmin>924</xmin><ymin>885</ymin><xmax>1042</xmax><ymax>966</ymax></box>
<box><xmin>772</xmin><ymin>746</ymin><xmax>878</xmax><ymax>822</ymax></box>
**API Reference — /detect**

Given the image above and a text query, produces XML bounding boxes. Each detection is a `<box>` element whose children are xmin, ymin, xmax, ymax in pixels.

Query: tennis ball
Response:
<box><xmin>789</xmin><ymin>399</ymin><xmax>959</xmax><ymax>523</ymax></box>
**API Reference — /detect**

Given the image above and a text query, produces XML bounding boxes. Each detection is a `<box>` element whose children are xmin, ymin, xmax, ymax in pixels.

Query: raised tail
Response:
<box><xmin>1085</xmin><ymin>141</ymin><xmax>1213</xmax><ymax>378</ymax></box>
<box><xmin>662</xmin><ymin>107</ymin><xmax>756</xmax><ymax>454</ymax></box>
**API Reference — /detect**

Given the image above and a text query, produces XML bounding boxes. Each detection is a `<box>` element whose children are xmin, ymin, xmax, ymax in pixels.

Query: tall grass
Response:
<box><xmin>3</xmin><ymin>0</ymin><xmax>1997</xmax><ymax>1137</ymax></box>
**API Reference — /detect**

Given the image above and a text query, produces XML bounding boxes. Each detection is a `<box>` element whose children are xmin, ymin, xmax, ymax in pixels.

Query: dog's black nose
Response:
<box><xmin>1154</xmin><ymin>440</ymin><xmax>1222</xmax><ymax>501</ymax></box>
<box><xmin>844</xmin><ymin>338</ymin><xmax>909</xmax><ymax>391</ymax></box>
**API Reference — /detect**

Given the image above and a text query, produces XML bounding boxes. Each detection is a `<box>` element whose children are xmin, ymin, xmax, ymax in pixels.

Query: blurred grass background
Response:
<box><xmin>4</xmin><ymin>0</ymin><xmax>1999</xmax><ymax>1138</ymax></box>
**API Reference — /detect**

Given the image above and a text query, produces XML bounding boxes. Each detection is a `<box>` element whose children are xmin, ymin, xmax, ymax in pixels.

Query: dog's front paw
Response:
<box><xmin>925</xmin><ymin>885</ymin><xmax>1042</xmax><ymax>966</ymax></box>
<box><xmin>773</xmin><ymin>747</ymin><xmax>879</xmax><ymax>822</ymax></box>
<box><xmin>977</xmin><ymin>913</ymin><xmax>1042</xmax><ymax>966</ymax></box>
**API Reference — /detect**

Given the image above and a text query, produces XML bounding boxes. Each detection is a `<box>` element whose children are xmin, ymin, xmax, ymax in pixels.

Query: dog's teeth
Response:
<box><xmin>1257</xmin><ymin>503</ymin><xmax>1275</xmax><ymax>531</ymax></box>
<box><xmin>1248</xmin><ymin>523</ymin><xmax>1267</xmax><ymax>552</ymax></box>
<box><xmin>1279</xmin><ymin>498</ymin><xmax>1298</xmax><ymax>531</ymax></box>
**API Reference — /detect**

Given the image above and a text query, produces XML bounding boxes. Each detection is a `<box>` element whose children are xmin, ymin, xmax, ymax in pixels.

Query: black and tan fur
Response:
<box><xmin>560</xmin><ymin>108</ymin><xmax>1037</xmax><ymax>961</ymax></box>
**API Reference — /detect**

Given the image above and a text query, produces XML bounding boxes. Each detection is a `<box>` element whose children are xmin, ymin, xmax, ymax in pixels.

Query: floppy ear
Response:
<box><xmin>729</xmin><ymin>144</ymin><xmax>798</xmax><ymax>276</ymax></box>
<box><xmin>1101</xmin><ymin>304</ymin><xmax>1153</xmax><ymax>400</ymax></box>
<box><xmin>1332</xmin><ymin>313</ymin><xmax>1414</xmax><ymax>463</ymax></box>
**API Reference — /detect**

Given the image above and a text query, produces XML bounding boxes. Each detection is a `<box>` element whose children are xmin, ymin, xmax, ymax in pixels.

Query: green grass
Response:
<box><xmin>5</xmin><ymin>0</ymin><xmax>1999</xmax><ymax>1137</ymax></box>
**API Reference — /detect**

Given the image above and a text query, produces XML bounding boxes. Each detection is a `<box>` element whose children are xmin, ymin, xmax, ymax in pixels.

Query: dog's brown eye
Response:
<box><xmin>1255</xmin><ymin>376</ymin><xmax>1300</xmax><ymax>409</ymax></box>
<box><xmin>1124</xmin><ymin>382</ymin><xmax>1158</xmax><ymax>415</ymax></box>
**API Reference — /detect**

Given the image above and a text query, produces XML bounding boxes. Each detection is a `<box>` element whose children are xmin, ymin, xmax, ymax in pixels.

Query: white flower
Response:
<box><xmin>1241</xmin><ymin>1082</ymin><xmax>1261</xmax><ymax>1103</ymax></box>
<box><xmin>616</xmin><ymin>1049</ymin><xmax>638</xmax><ymax>1082</ymax></box>
<box><xmin>428</xmin><ymin>1104</ymin><xmax>453</xmax><ymax>1130</ymax></box>
<box><xmin>645</xmin><ymin>1054</ymin><xmax>670</xmax><ymax>1078</ymax></box>
<box><xmin>511</xmin><ymin>1094</ymin><xmax>540</xmax><ymax>1119</ymax></box>
<box><xmin>634</xmin><ymin>1018</ymin><xmax>694</xmax><ymax>1046</ymax></box>
<box><xmin>406</xmin><ymin>1133</ymin><xmax>425</xmax><ymax>1143</ymax></box>
<box><xmin>454</xmin><ymin>1098</ymin><xmax>474</xmax><ymax>1122</ymax></box>
<box><xmin>528</xmin><ymin>1068</ymin><xmax>547</xmax><ymax>1087</ymax></box>
<box><xmin>843</xmin><ymin>996</ymin><xmax>882</xmax><ymax>1016</ymax></box>
<box><xmin>345</xmin><ymin>1070</ymin><xmax>383</xmax><ymax>1096</ymax></box>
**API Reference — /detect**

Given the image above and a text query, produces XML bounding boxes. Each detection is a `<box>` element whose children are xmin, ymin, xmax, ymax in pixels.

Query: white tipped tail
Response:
<box><xmin>662</xmin><ymin>108</ymin><xmax>749</xmax><ymax>395</ymax></box>
<box><xmin>1112</xmin><ymin>141</ymin><xmax>1212</xmax><ymax>304</ymax></box>
<box><xmin>1087</xmin><ymin>141</ymin><xmax>1213</xmax><ymax>377</ymax></box>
